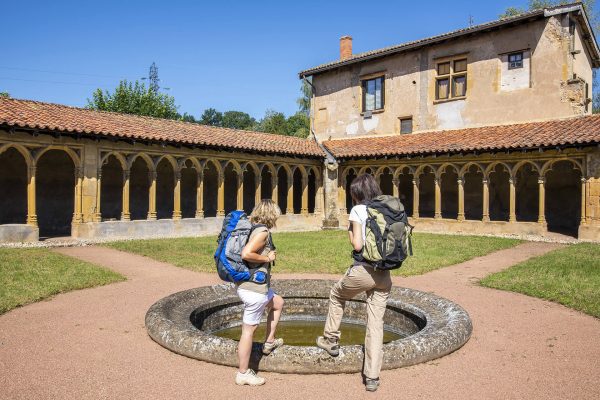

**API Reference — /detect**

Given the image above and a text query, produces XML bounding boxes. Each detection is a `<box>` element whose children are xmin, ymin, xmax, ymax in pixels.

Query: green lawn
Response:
<box><xmin>0</xmin><ymin>248</ymin><xmax>125</xmax><ymax>314</ymax></box>
<box><xmin>480</xmin><ymin>243</ymin><xmax>600</xmax><ymax>318</ymax></box>
<box><xmin>105</xmin><ymin>231</ymin><xmax>521</xmax><ymax>276</ymax></box>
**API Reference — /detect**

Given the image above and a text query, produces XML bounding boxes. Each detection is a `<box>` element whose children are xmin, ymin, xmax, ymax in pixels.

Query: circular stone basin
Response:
<box><xmin>145</xmin><ymin>279</ymin><xmax>472</xmax><ymax>374</ymax></box>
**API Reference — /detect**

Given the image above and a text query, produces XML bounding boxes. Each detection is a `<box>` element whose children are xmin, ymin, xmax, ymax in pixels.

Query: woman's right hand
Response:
<box><xmin>267</xmin><ymin>250</ymin><xmax>277</xmax><ymax>262</ymax></box>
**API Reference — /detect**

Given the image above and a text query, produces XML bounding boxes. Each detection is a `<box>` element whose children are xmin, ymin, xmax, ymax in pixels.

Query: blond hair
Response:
<box><xmin>249</xmin><ymin>199</ymin><xmax>281</xmax><ymax>229</ymax></box>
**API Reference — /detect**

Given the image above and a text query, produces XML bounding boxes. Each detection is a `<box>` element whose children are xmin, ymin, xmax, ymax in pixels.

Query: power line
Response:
<box><xmin>0</xmin><ymin>76</ymin><xmax>113</xmax><ymax>87</ymax></box>
<box><xmin>0</xmin><ymin>65</ymin><xmax>126</xmax><ymax>79</ymax></box>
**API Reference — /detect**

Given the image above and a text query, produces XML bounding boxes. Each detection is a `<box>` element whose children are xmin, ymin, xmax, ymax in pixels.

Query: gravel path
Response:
<box><xmin>1</xmin><ymin>242</ymin><xmax>599</xmax><ymax>399</ymax></box>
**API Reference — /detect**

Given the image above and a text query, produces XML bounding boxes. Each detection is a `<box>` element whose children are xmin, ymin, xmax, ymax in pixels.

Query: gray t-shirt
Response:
<box><xmin>236</xmin><ymin>226</ymin><xmax>273</xmax><ymax>295</ymax></box>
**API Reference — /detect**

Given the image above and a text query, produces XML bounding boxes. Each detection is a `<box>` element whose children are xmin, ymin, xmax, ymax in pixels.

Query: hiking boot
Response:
<box><xmin>316</xmin><ymin>336</ymin><xmax>339</xmax><ymax>357</ymax></box>
<box><xmin>365</xmin><ymin>378</ymin><xmax>380</xmax><ymax>392</ymax></box>
<box><xmin>262</xmin><ymin>338</ymin><xmax>284</xmax><ymax>355</ymax></box>
<box><xmin>235</xmin><ymin>369</ymin><xmax>266</xmax><ymax>386</ymax></box>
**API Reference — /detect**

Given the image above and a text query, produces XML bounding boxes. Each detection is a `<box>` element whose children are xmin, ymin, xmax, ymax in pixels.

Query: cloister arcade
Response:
<box><xmin>339</xmin><ymin>156</ymin><xmax>588</xmax><ymax>236</ymax></box>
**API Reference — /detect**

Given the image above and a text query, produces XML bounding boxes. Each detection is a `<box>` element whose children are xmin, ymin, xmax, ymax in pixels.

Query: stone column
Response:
<box><xmin>301</xmin><ymin>176</ymin><xmax>309</xmax><ymax>214</ymax></box>
<box><xmin>392</xmin><ymin>178</ymin><xmax>400</xmax><ymax>198</ymax></box>
<box><xmin>271</xmin><ymin>175</ymin><xmax>278</xmax><ymax>204</ymax></box>
<box><xmin>581</xmin><ymin>176</ymin><xmax>587</xmax><ymax>225</ymax></box>
<box><xmin>173</xmin><ymin>170</ymin><xmax>182</xmax><ymax>220</ymax></box>
<box><xmin>286</xmin><ymin>177</ymin><xmax>294</xmax><ymax>214</ymax></box>
<box><xmin>482</xmin><ymin>178</ymin><xmax>490</xmax><ymax>222</ymax></box>
<box><xmin>73</xmin><ymin>167</ymin><xmax>83</xmax><ymax>224</ymax></box>
<box><xmin>434</xmin><ymin>177</ymin><xmax>442</xmax><ymax>219</ymax></box>
<box><xmin>195</xmin><ymin>170</ymin><xmax>204</xmax><ymax>218</ymax></box>
<box><xmin>26</xmin><ymin>165</ymin><xmax>37</xmax><ymax>227</ymax></box>
<box><xmin>538</xmin><ymin>176</ymin><xmax>546</xmax><ymax>225</ymax></box>
<box><xmin>457</xmin><ymin>177</ymin><xmax>465</xmax><ymax>221</ymax></box>
<box><xmin>147</xmin><ymin>170</ymin><xmax>157</xmax><ymax>220</ymax></box>
<box><xmin>236</xmin><ymin>174</ymin><xmax>244</xmax><ymax>211</ymax></box>
<box><xmin>338</xmin><ymin>177</ymin><xmax>347</xmax><ymax>215</ymax></box>
<box><xmin>217</xmin><ymin>171</ymin><xmax>225</xmax><ymax>216</ymax></box>
<box><xmin>412</xmin><ymin>178</ymin><xmax>419</xmax><ymax>219</ymax></box>
<box><xmin>255</xmin><ymin>173</ymin><xmax>262</xmax><ymax>205</ymax></box>
<box><xmin>509</xmin><ymin>176</ymin><xmax>516</xmax><ymax>223</ymax></box>
<box><xmin>121</xmin><ymin>169</ymin><xmax>130</xmax><ymax>221</ymax></box>
<box><xmin>315</xmin><ymin>177</ymin><xmax>323</xmax><ymax>215</ymax></box>
<box><xmin>93</xmin><ymin>168</ymin><xmax>102</xmax><ymax>222</ymax></box>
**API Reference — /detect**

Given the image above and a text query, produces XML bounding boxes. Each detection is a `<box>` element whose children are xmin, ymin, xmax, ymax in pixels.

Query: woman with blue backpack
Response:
<box><xmin>234</xmin><ymin>199</ymin><xmax>284</xmax><ymax>386</ymax></box>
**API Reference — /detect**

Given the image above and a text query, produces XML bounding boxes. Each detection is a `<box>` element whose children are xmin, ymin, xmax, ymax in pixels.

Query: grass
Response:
<box><xmin>0</xmin><ymin>248</ymin><xmax>125</xmax><ymax>314</ymax></box>
<box><xmin>480</xmin><ymin>243</ymin><xmax>600</xmax><ymax>318</ymax></box>
<box><xmin>105</xmin><ymin>230</ymin><xmax>521</xmax><ymax>276</ymax></box>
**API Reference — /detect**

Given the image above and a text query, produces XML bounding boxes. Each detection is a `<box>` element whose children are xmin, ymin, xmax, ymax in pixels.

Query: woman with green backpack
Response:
<box><xmin>317</xmin><ymin>174</ymin><xmax>393</xmax><ymax>392</ymax></box>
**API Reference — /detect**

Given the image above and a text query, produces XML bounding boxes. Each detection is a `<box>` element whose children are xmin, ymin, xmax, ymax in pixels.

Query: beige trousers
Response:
<box><xmin>323</xmin><ymin>263</ymin><xmax>392</xmax><ymax>379</ymax></box>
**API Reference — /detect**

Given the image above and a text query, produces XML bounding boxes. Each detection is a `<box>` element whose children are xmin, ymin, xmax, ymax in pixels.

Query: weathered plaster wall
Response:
<box><xmin>312</xmin><ymin>16</ymin><xmax>589</xmax><ymax>141</ymax></box>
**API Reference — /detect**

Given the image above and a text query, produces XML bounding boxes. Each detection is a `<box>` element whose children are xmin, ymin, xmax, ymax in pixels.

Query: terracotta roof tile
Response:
<box><xmin>323</xmin><ymin>115</ymin><xmax>600</xmax><ymax>159</ymax></box>
<box><xmin>0</xmin><ymin>98</ymin><xmax>325</xmax><ymax>158</ymax></box>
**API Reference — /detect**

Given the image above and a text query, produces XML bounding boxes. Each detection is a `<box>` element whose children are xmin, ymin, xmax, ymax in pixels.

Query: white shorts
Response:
<box><xmin>237</xmin><ymin>287</ymin><xmax>275</xmax><ymax>325</ymax></box>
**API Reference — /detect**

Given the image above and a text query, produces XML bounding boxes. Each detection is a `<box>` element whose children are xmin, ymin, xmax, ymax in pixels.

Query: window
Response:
<box><xmin>508</xmin><ymin>52</ymin><xmax>523</xmax><ymax>69</ymax></box>
<box><xmin>436</xmin><ymin>58</ymin><xmax>467</xmax><ymax>100</ymax></box>
<box><xmin>362</xmin><ymin>76</ymin><xmax>384</xmax><ymax>112</ymax></box>
<box><xmin>400</xmin><ymin>117</ymin><xmax>413</xmax><ymax>134</ymax></box>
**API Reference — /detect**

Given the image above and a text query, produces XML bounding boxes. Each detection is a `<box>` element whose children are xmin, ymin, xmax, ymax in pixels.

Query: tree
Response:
<box><xmin>222</xmin><ymin>111</ymin><xmax>256</xmax><ymax>130</ymax></box>
<box><xmin>286</xmin><ymin>112</ymin><xmax>310</xmax><ymax>138</ymax></box>
<box><xmin>179</xmin><ymin>112</ymin><xmax>197</xmax><ymax>123</ymax></box>
<box><xmin>199</xmin><ymin>108</ymin><xmax>223</xmax><ymax>126</ymax></box>
<box><xmin>259</xmin><ymin>110</ymin><xmax>288</xmax><ymax>134</ymax></box>
<box><xmin>297</xmin><ymin>80</ymin><xmax>312</xmax><ymax>116</ymax></box>
<box><xmin>0</xmin><ymin>92</ymin><xmax>9</xmax><ymax>98</ymax></box>
<box><xmin>87</xmin><ymin>80</ymin><xmax>179</xmax><ymax>119</ymax></box>
<box><xmin>499</xmin><ymin>7</ymin><xmax>525</xmax><ymax>18</ymax></box>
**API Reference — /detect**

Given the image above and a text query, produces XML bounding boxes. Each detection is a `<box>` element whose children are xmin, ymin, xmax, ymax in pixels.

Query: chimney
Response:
<box><xmin>340</xmin><ymin>36</ymin><xmax>352</xmax><ymax>60</ymax></box>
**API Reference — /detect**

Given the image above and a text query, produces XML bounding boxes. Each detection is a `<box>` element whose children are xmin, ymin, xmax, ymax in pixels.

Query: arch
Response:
<box><xmin>203</xmin><ymin>160</ymin><xmax>219</xmax><ymax>217</ymax></box>
<box><xmin>515</xmin><ymin>162</ymin><xmax>539</xmax><ymax>222</ymax></box>
<box><xmin>243</xmin><ymin>165</ymin><xmax>257</xmax><ymax>214</ymax></box>
<box><xmin>541</xmin><ymin>158</ymin><xmax>584</xmax><ymax>177</ymax></box>
<box><xmin>0</xmin><ymin>147</ymin><xmax>28</xmax><ymax>224</ymax></box>
<box><xmin>308</xmin><ymin>168</ymin><xmax>317</xmax><ymax>214</ymax></box>
<box><xmin>358</xmin><ymin>166</ymin><xmax>375</xmax><ymax>176</ymax></box>
<box><xmin>127</xmin><ymin>152</ymin><xmax>154</xmax><ymax>172</ymax></box>
<box><xmin>223</xmin><ymin>162</ymin><xmax>239</xmax><ymax>214</ymax></box>
<box><xmin>393</xmin><ymin>165</ymin><xmax>415</xmax><ymax>180</ymax></box>
<box><xmin>260</xmin><ymin>163</ymin><xmax>274</xmax><ymax>200</ymax></box>
<box><xmin>129</xmin><ymin>156</ymin><xmax>150</xmax><ymax>220</ymax></box>
<box><xmin>100</xmin><ymin>151</ymin><xmax>127</xmax><ymax>171</ymax></box>
<box><xmin>435</xmin><ymin>163</ymin><xmax>460</xmax><ymax>179</ymax></box>
<box><xmin>440</xmin><ymin>165</ymin><xmax>458</xmax><ymax>219</ymax></box>
<box><xmin>292</xmin><ymin>167</ymin><xmax>304</xmax><ymax>214</ymax></box>
<box><xmin>378</xmin><ymin>166</ymin><xmax>394</xmax><ymax>196</ymax></box>
<box><xmin>178</xmin><ymin>156</ymin><xmax>202</xmax><ymax>173</ymax></box>
<box><xmin>0</xmin><ymin>143</ymin><xmax>32</xmax><ymax>168</ymax></box>
<box><xmin>180</xmin><ymin>159</ymin><xmax>198</xmax><ymax>218</ymax></box>
<box><xmin>418</xmin><ymin>165</ymin><xmax>436</xmax><ymax>218</ymax></box>
<box><xmin>156</xmin><ymin>157</ymin><xmax>175</xmax><ymax>219</ymax></box>
<box><xmin>484</xmin><ymin>161</ymin><xmax>512</xmax><ymax>180</ymax></box>
<box><xmin>545</xmin><ymin>160</ymin><xmax>582</xmax><ymax>236</ymax></box>
<box><xmin>340</xmin><ymin>166</ymin><xmax>358</xmax><ymax>186</ymax></box>
<box><xmin>34</xmin><ymin>145</ymin><xmax>80</xmax><ymax>168</ymax></box>
<box><xmin>100</xmin><ymin>154</ymin><xmax>123</xmax><ymax>221</ymax></box>
<box><xmin>396</xmin><ymin>166</ymin><xmax>414</xmax><ymax>215</ymax></box>
<box><xmin>487</xmin><ymin>163</ymin><xmax>511</xmax><ymax>221</ymax></box>
<box><xmin>463</xmin><ymin>163</ymin><xmax>483</xmax><ymax>220</ymax></box>
<box><xmin>277</xmin><ymin>165</ymin><xmax>289</xmax><ymax>214</ymax></box>
<box><xmin>512</xmin><ymin>160</ymin><xmax>541</xmax><ymax>177</ymax></box>
<box><xmin>36</xmin><ymin>149</ymin><xmax>75</xmax><ymax>237</ymax></box>
<box><xmin>415</xmin><ymin>163</ymin><xmax>437</xmax><ymax>178</ymax></box>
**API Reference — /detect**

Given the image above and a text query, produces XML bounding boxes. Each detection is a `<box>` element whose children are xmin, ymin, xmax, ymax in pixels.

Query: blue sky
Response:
<box><xmin>3</xmin><ymin>0</ymin><xmax>530</xmax><ymax>119</ymax></box>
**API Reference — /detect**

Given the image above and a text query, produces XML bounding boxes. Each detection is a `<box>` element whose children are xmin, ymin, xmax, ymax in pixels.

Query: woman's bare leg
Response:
<box><xmin>238</xmin><ymin>323</ymin><xmax>258</xmax><ymax>373</ymax></box>
<box><xmin>265</xmin><ymin>294</ymin><xmax>284</xmax><ymax>343</ymax></box>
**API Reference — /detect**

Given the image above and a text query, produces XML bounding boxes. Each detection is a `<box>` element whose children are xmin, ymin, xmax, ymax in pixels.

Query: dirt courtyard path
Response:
<box><xmin>1</xmin><ymin>242</ymin><xmax>599</xmax><ymax>399</ymax></box>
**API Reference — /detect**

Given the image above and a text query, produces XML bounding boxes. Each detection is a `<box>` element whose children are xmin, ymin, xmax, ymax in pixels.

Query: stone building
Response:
<box><xmin>1</xmin><ymin>2</ymin><xmax>600</xmax><ymax>242</ymax></box>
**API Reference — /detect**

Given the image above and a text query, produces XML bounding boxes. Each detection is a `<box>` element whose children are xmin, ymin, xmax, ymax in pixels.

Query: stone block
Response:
<box><xmin>0</xmin><ymin>224</ymin><xmax>39</xmax><ymax>243</ymax></box>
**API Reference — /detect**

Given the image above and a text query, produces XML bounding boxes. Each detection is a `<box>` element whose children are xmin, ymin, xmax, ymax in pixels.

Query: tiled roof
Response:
<box><xmin>323</xmin><ymin>115</ymin><xmax>600</xmax><ymax>159</ymax></box>
<box><xmin>0</xmin><ymin>98</ymin><xmax>325</xmax><ymax>158</ymax></box>
<box><xmin>299</xmin><ymin>3</ymin><xmax>600</xmax><ymax>77</ymax></box>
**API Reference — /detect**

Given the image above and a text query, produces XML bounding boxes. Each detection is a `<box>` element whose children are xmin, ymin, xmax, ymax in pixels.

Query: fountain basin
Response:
<box><xmin>145</xmin><ymin>279</ymin><xmax>472</xmax><ymax>373</ymax></box>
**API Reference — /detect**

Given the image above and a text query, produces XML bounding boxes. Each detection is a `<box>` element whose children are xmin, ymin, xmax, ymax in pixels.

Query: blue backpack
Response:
<box><xmin>214</xmin><ymin>211</ymin><xmax>268</xmax><ymax>284</ymax></box>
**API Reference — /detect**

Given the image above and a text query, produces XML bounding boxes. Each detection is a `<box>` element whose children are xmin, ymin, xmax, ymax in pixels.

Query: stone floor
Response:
<box><xmin>1</xmin><ymin>242</ymin><xmax>599</xmax><ymax>399</ymax></box>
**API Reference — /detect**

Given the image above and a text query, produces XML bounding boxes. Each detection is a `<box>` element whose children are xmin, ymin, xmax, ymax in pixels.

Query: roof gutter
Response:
<box><xmin>303</xmin><ymin>76</ymin><xmax>337</xmax><ymax>165</ymax></box>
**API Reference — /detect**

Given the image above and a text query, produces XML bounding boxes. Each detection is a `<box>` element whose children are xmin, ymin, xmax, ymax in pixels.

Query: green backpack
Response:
<box><xmin>361</xmin><ymin>195</ymin><xmax>414</xmax><ymax>270</ymax></box>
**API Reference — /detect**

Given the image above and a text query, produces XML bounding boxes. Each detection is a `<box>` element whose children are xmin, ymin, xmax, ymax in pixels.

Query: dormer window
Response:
<box><xmin>362</xmin><ymin>76</ymin><xmax>384</xmax><ymax>112</ymax></box>
<box><xmin>508</xmin><ymin>52</ymin><xmax>523</xmax><ymax>69</ymax></box>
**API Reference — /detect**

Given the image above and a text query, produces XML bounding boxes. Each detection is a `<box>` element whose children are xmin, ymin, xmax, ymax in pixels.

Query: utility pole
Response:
<box><xmin>148</xmin><ymin>62</ymin><xmax>160</xmax><ymax>93</ymax></box>
<box><xmin>469</xmin><ymin>15</ymin><xmax>474</xmax><ymax>28</ymax></box>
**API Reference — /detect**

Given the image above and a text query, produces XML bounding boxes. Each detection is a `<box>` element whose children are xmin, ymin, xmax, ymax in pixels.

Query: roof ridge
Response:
<box><xmin>0</xmin><ymin>96</ymin><xmax>310</xmax><ymax>142</ymax></box>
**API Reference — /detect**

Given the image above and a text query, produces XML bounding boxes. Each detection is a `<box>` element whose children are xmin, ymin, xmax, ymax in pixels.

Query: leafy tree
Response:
<box><xmin>499</xmin><ymin>7</ymin><xmax>525</xmax><ymax>18</ymax></box>
<box><xmin>259</xmin><ymin>109</ymin><xmax>288</xmax><ymax>134</ymax></box>
<box><xmin>286</xmin><ymin>112</ymin><xmax>310</xmax><ymax>138</ymax></box>
<box><xmin>87</xmin><ymin>80</ymin><xmax>179</xmax><ymax>119</ymax></box>
<box><xmin>222</xmin><ymin>111</ymin><xmax>256</xmax><ymax>130</ymax></box>
<box><xmin>179</xmin><ymin>112</ymin><xmax>197</xmax><ymax>123</ymax></box>
<box><xmin>199</xmin><ymin>108</ymin><xmax>223</xmax><ymax>126</ymax></box>
<box><xmin>297</xmin><ymin>80</ymin><xmax>312</xmax><ymax>116</ymax></box>
<box><xmin>0</xmin><ymin>92</ymin><xmax>9</xmax><ymax>98</ymax></box>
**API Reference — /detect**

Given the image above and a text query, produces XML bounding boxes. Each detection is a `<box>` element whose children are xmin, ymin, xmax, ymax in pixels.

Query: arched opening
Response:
<box><xmin>261</xmin><ymin>167</ymin><xmax>272</xmax><ymax>200</ymax></box>
<box><xmin>156</xmin><ymin>158</ymin><xmax>175</xmax><ymax>219</ymax></box>
<box><xmin>545</xmin><ymin>161</ymin><xmax>581</xmax><ymax>235</ymax></box>
<box><xmin>379</xmin><ymin>167</ymin><xmax>393</xmax><ymax>196</ymax></box>
<box><xmin>440</xmin><ymin>166</ymin><xmax>458</xmax><ymax>219</ymax></box>
<box><xmin>203</xmin><ymin>161</ymin><xmax>218</xmax><ymax>217</ymax></box>
<box><xmin>488</xmin><ymin>164</ymin><xmax>510</xmax><ymax>221</ymax></box>
<box><xmin>100</xmin><ymin>155</ymin><xmax>123</xmax><ymax>221</ymax></box>
<box><xmin>418</xmin><ymin>166</ymin><xmax>435</xmax><ymax>218</ymax></box>
<box><xmin>293</xmin><ymin>168</ymin><xmax>303</xmax><ymax>214</ymax></box>
<box><xmin>396</xmin><ymin>168</ymin><xmax>413</xmax><ymax>216</ymax></box>
<box><xmin>0</xmin><ymin>148</ymin><xmax>28</xmax><ymax>224</ymax></box>
<box><xmin>277</xmin><ymin>167</ymin><xmax>288</xmax><ymax>214</ymax></box>
<box><xmin>243</xmin><ymin>167</ymin><xmax>256</xmax><ymax>214</ymax></box>
<box><xmin>463</xmin><ymin>165</ymin><xmax>483</xmax><ymax>220</ymax></box>
<box><xmin>515</xmin><ymin>163</ymin><xmax>539</xmax><ymax>222</ymax></box>
<box><xmin>345</xmin><ymin>169</ymin><xmax>357</xmax><ymax>213</ymax></box>
<box><xmin>130</xmin><ymin>157</ymin><xmax>150</xmax><ymax>221</ymax></box>
<box><xmin>224</xmin><ymin>163</ymin><xmax>238</xmax><ymax>214</ymax></box>
<box><xmin>37</xmin><ymin>150</ymin><xmax>74</xmax><ymax>237</ymax></box>
<box><xmin>181</xmin><ymin>160</ymin><xmax>197</xmax><ymax>219</ymax></box>
<box><xmin>308</xmin><ymin>169</ymin><xmax>317</xmax><ymax>214</ymax></box>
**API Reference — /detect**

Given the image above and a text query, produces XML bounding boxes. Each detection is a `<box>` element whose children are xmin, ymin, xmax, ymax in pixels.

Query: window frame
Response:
<box><xmin>508</xmin><ymin>52</ymin><xmax>524</xmax><ymax>70</ymax></box>
<box><xmin>399</xmin><ymin>117</ymin><xmax>413</xmax><ymax>134</ymax></box>
<box><xmin>361</xmin><ymin>75</ymin><xmax>385</xmax><ymax>112</ymax></box>
<box><xmin>435</xmin><ymin>56</ymin><xmax>468</xmax><ymax>101</ymax></box>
